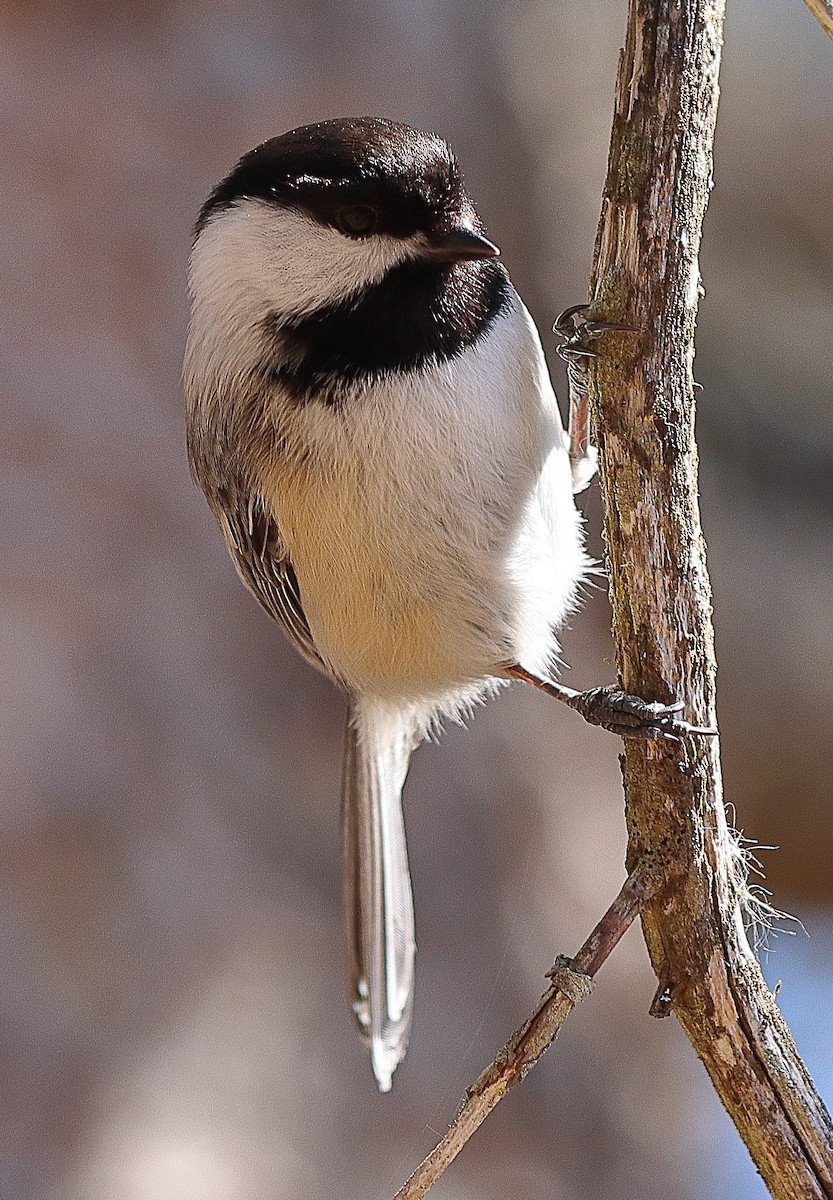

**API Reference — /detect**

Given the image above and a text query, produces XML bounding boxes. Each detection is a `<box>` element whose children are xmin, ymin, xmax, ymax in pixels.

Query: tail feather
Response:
<box><xmin>341</xmin><ymin>703</ymin><xmax>416</xmax><ymax>1091</ymax></box>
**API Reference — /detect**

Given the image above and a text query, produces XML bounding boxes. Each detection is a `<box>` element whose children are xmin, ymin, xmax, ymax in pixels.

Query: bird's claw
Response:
<box><xmin>553</xmin><ymin>304</ymin><xmax>639</xmax><ymax>364</ymax></box>
<box><xmin>568</xmin><ymin>686</ymin><xmax>717</xmax><ymax>743</ymax></box>
<box><xmin>507</xmin><ymin>666</ymin><xmax>717</xmax><ymax>744</ymax></box>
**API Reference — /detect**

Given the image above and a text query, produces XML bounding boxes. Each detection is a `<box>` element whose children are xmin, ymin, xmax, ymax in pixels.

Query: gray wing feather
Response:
<box><xmin>216</xmin><ymin>488</ymin><xmax>325</xmax><ymax>674</ymax></box>
<box><xmin>342</xmin><ymin>703</ymin><xmax>416</xmax><ymax>1092</ymax></box>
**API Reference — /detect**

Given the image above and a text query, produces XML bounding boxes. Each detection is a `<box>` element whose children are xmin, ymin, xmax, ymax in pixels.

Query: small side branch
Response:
<box><xmin>393</xmin><ymin>867</ymin><xmax>648</xmax><ymax>1200</ymax></box>
<box><xmin>802</xmin><ymin>0</ymin><xmax>833</xmax><ymax>42</ymax></box>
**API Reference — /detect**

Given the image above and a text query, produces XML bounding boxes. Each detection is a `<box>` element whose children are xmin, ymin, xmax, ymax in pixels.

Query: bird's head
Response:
<box><xmin>189</xmin><ymin>117</ymin><xmax>500</xmax><ymax>323</ymax></box>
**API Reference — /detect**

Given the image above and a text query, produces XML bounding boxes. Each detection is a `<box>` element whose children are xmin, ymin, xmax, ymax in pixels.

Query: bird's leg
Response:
<box><xmin>546</xmin><ymin>307</ymin><xmax>714</xmax><ymax>743</ymax></box>
<box><xmin>543</xmin><ymin>308</ymin><xmax>714</xmax><ymax>742</ymax></box>
<box><xmin>553</xmin><ymin>304</ymin><xmax>638</xmax><ymax>484</ymax></box>
<box><xmin>507</xmin><ymin>664</ymin><xmax>717</xmax><ymax>743</ymax></box>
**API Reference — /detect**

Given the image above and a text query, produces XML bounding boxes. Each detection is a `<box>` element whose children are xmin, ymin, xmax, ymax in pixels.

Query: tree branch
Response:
<box><xmin>392</xmin><ymin>867</ymin><xmax>649</xmax><ymax>1200</ymax></box>
<box><xmin>802</xmin><ymin>0</ymin><xmax>833</xmax><ymax>42</ymax></box>
<box><xmin>587</xmin><ymin>2</ymin><xmax>833</xmax><ymax>1197</ymax></box>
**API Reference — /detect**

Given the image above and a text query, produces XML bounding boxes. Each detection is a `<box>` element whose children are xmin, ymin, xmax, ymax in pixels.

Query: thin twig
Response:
<box><xmin>393</xmin><ymin>867</ymin><xmax>649</xmax><ymax>1200</ymax></box>
<box><xmin>802</xmin><ymin>0</ymin><xmax>833</xmax><ymax>42</ymax></box>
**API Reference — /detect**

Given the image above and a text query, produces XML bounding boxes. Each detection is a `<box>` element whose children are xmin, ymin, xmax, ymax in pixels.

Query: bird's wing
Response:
<box><xmin>214</xmin><ymin>483</ymin><xmax>326</xmax><ymax>674</ymax></box>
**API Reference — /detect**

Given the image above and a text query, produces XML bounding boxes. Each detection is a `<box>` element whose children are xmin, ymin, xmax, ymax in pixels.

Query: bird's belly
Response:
<box><xmin>261</xmin><ymin>464</ymin><xmax>506</xmax><ymax>696</ymax></box>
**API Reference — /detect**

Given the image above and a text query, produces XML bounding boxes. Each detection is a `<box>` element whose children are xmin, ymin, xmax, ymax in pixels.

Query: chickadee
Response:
<box><xmin>184</xmin><ymin>117</ymin><xmax>707</xmax><ymax>1091</ymax></box>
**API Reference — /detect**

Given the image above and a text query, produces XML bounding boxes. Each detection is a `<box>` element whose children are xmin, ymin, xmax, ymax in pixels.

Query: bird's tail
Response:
<box><xmin>341</xmin><ymin>701</ymin><xmax>417</xmax><ymax>1092</ymax></box>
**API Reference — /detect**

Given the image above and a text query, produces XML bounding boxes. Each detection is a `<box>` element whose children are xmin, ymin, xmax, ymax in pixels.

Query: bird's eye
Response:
<box><xmin>336</xmin><ymin>205</ymin><xmax>378</xmax><ymax>237</ymax></box>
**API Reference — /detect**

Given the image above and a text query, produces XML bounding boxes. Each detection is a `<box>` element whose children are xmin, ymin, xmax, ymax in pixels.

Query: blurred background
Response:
<box><xmin>2</xmin><ymin>0</ymin><xmax>832</xmax><ymax>1197</ymax></box>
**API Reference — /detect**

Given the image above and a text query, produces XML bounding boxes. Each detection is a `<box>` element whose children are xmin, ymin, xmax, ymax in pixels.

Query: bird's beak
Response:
<box><xmin>422</xmin><ymin>227</ymin><xmax>501</xmax><ymax>263</ymax></box>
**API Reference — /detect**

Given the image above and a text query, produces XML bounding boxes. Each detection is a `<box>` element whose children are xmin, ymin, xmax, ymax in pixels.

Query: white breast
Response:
<box><xmin>255</xmin><ymin>292</ymin><xmax>590</xmax><ymax>707</ymax></box>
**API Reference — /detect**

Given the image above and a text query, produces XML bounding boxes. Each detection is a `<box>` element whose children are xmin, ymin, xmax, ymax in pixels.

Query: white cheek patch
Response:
<box><xmin>189</xmin><ymin>199</ymin><xmax>412</xmax><ymax>324</ymax></box>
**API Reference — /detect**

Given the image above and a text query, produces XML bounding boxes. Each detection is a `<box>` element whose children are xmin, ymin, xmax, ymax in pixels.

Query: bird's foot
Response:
<box><xmin>552</xmin><ymin>303</ymin><xmax>638</xmax><ymax>364</ymax></box>
<box><xmin>507</xmin><ymin>666</ymin><xmax>717</xmax><ymax>743</ymax></box>
<box><xmin>563</xmin><ymin>685</ymin><xmax>717</xmax><ymax>742</ymax></box>
<box><xmin>552</xmin><ymin>305</ymin><xmax>637</xmax><ymax>492</ymax></box>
